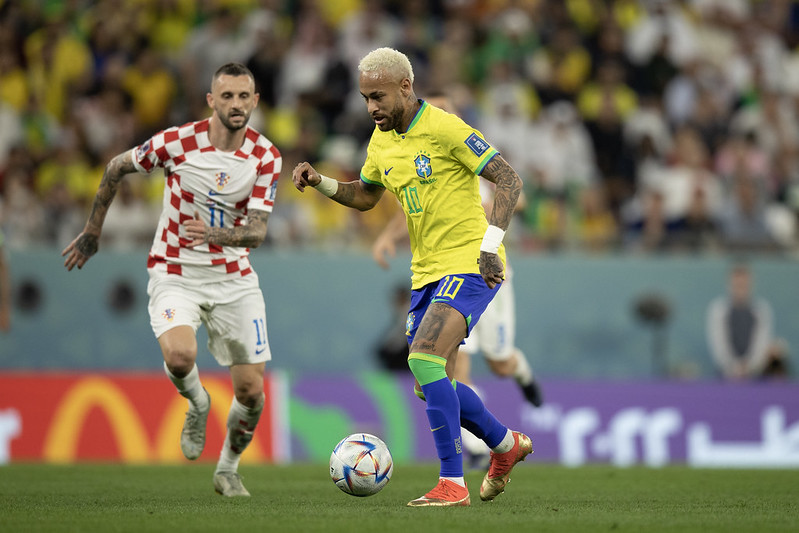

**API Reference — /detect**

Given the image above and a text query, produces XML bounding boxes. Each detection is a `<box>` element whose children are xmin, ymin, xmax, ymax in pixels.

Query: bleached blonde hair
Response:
<box><xmin>358</xmin><ymin>47</ymin><xmax>414</xmax><ymax>83</ymax></box>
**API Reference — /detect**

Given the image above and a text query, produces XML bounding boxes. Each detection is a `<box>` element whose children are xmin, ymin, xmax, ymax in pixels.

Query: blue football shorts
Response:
<box><xmin>405</xmin><ymin>273</ymin><xmax>501</xmax><ymax>346</ymax></box>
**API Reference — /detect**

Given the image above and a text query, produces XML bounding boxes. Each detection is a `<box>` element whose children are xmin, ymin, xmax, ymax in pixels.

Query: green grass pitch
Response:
<box><xmin>1</xmin><ymin>463</ymin><xmax>797</xmax><ymax>532</ymax></box>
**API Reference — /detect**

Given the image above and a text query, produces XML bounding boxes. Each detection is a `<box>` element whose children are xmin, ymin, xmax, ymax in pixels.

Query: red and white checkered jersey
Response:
<box><xmin>130</xmin><ymin>118</ymin><xmax>281</xmax><ymax>281</ymax></box>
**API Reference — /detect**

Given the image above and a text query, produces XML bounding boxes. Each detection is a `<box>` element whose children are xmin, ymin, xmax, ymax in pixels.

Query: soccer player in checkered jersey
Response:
<box><xmin>62</xmin><ymin>63</ymin><xmax>281</xmax><ymax>497</ymax></box>
<box><xmin>293</xmin><ymin>48</ymin><xmax>533</xmax><ymax>507</ymax></box>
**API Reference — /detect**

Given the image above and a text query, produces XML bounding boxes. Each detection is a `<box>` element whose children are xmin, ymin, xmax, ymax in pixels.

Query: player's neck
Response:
<box><xmin>397</xmin><ymin>98</ymin><xmax>422</xmax><ymax>134</ymax></box>
<box><xmin>208</xmin><ymin>115</ymin><xmax>246</xmax><ymax>152</ymax></box>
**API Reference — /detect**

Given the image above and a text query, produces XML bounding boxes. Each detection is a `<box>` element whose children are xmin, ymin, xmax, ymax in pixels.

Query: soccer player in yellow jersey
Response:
<box><xmin>292</xmin><ymin>48</ymin><xmax>532</xmax><ymax>507</ymax></box>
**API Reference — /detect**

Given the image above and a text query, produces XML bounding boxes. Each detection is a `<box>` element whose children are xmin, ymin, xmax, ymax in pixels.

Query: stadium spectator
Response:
<box><xmin>23</xmin><ymin>14</ymin><xmax>93</xmax><ymax>123</ymax></box>
<box><xmin>74</xmin><ymin>87</ymin><xmax>137</xmax><ymax>162</ymax></box>
<box><xmin>62</xmin><ymin>63</ymin><xmax>282</xmax><ymax>498</ymax></box>
<box><xmin>718</xmin><ymin>173</ymin><xmax>781</xmax><ymax>252</ymax></box>
<box><xmin>0</xmin><ymin>102</ymin><xmax>23</xmax><ymax>172</ymax></box>
<box><xmin>145</xmin><ymin>0</ymin><xmax>199</xmax><ymax>65</ymax></box>
<box><xmin>99</xmin><ymin>178</ymin><xmax>159</xmax><ymax>252</ymax></box>
<box><xmin>577</xmin><ymin>59</ymin><xmax>638</xmax><ymax>122</ymax></box>
<box><xmin>179</xmin><ymin>6</ymin><xmax>253</xmax><ymax>117</ymax></box>
<box><xmin>472</xmin><ymin>5</ymin><xmax>539</xmax><ymax>84</ymax></box>
<box><xmin>581</xmin><ymin>60</ymin><xmax>637</xmax><ymax>216</ymax></box>
<box><xmin>574</xmin><ymin>184</ymin><xmax>619</xmax><ymax>252</ymax></box>
<box><xmin>0</xmin><ymin>46</ymin><xmax>29</xmax><ymax>113</ymax></box>
<box><xmin>529</xmin><ymin>22</ymin><xmax>593</xmax><ymax>104</ymax></box>
<box><xmin>244</xmin><ymin>13</ymin><xmax>285</xmax><ymax>112</ymax></box>
<box><xmin>1</xmin><ymin>169</ymin><xmax>45</xmax><ymax>249</ymax></box>
<box><xmin>525</xmin><ymin>100</ymin><xmax>598</xmax><ymax>249</ymax></box>
<box><xmin>121</xmin><ymin>45</ymin><xmax>178</xmax><ymax>137</ymax></box>
<box><xmin>478</xmin><ymin>60</ymin><xmax>540</xmax><ymax>175</ymax></box>
<box><xmin>622</xmin><ymin>188</ymin><xmax>670</xmax><ymax>253</ymax></box>
<box><xmin>706</xmin><ymin>262</ymin><xmax>778</xmax><ymax>380</ymax></box>
<box><xmin>624</xmin><ymin>0</ymin><xmax>698</xmax><ymax>74</ymax></box>
<box><xmin>669</xmin><ymin>186</ymin><xmax>721</xmax><ymax>253</ymax></box>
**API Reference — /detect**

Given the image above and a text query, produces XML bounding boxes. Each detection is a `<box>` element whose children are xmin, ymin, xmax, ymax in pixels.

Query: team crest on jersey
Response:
<box><xmin>414</xmin><ymin>151</ymin><xmax>432</xmax><ymax>179</ymax></box>
<box><xmin>162</xmin><ymin>309</ymin><xmax>176</xmax><ymax>321</ymax></box>
<box><xmin>214</xmin><ymin>171</ymin><xmax>231</xmax><ymax>191</ymax></box>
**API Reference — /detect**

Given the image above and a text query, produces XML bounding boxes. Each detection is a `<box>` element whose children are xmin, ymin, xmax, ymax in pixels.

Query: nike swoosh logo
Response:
<box><xmin>208</xmin><ymin>190</ymin><xmax>219</xmax><ymax>196</ymax></box>
<box><xmin>431</xmin><ymin>425</ymin><xmax>445</xmax><ymax>432</ymax></box>
<box><xmin>255</xmin><ymin>346</ymin><xmax>266</xmax><ymax>355</ymax></box>
<box><xmin>384</xmin><ymin>167</ymin><xmax>393</xmax><ymax>175</ymax></box>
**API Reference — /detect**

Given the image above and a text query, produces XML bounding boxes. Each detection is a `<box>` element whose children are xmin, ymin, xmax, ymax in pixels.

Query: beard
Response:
<box><xmin>218</xmin><ymin>109</ymin><xmax>250</xmax><ymax>131</ymax></box>
<box><xmin>376</xmin><ymin>103</ymin><xmax>406</xmax><ymax>132</ymax></box>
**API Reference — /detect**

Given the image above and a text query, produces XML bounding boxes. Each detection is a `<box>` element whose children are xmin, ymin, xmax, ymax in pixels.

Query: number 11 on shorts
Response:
<box><xmin>253</xmin><ymin>318</ymin><xmax>267</xmax><ymax>355</ymax></box>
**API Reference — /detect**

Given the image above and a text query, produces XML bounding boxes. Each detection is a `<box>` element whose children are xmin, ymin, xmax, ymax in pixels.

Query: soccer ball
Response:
<box><xmin>329</xmin><ymin>433</ymin><xmax>393</xmax><ymax>497</ymax></box>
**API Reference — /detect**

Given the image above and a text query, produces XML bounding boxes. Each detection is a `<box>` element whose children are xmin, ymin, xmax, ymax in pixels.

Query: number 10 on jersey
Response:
<box><xmin>403</xmin><ymin>186</ymin><xmax>423</xmax><ymax>214</ymax></box>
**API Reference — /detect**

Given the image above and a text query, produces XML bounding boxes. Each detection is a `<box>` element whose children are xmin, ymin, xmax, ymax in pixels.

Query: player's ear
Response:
<box><xmin>400</xmin><ymin>78</ymin><xmax>412</xmax><ymax>97</ymax></box>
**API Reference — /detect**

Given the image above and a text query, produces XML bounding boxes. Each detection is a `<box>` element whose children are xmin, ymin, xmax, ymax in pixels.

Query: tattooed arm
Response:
<box><xmin>292</xmin><ymin>161</ymin><xmax>384</xmax><ymax>211</ymax></box>
<box><xmin>184</xmin><ymin>209</ymin><xmax>269</xmax><ymax>249</ymax></box>
<box><xmin>62</xmin><ymin>150</ymin><xmax>137</xmax><ymax>271</ymax></box>
<box><xmin>478</xmin><ymin>155</ymin><xmax>523</xmax><ymax>288</ymax></box>
<box><xmin>480</xmin><ymin>155</ymin><xmax>522</xmax><ymax>230</ymax></box>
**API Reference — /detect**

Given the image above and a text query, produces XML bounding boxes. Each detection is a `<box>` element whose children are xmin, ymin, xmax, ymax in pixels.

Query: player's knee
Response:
<box><xmin>414</xmin><ymin>383</ymin><xmax>426</xmax><ymax>401</ymax></box>
<box><xmin>162</xmin><ymin>348</ymin><xmax>197</xmax><ymax>377</ymax></box>
<box><xmin>487</xmin><ymin>357</ymin><xmax>515</xmax><ymax>377</ymax></box>
<box><xmin>233</xmin><ymin>381</ymin><xmax>264</xmax><ymax>409</ymax></box>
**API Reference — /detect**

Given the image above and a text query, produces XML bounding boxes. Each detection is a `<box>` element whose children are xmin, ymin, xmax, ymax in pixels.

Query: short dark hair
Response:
<box><xmin>212</xmin><ymin>62</ymin><xmax>254</xmax><ymax>85</ymax></box>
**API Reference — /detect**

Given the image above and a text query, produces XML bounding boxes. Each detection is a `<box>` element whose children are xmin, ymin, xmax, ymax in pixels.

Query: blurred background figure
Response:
<box><xmin>0</xmin><ymin>227</ymin><xmax>10</xmax><ymax>332</ymax></box>
<box><xmin>373</xmin><ymin>283</ymin><xmax>412</xmax><ymax>373</ymax></box>
<box><xmin>706</xmin><ymin>262</ymin><xmax>780</xmax><ymax>380</ymax></box>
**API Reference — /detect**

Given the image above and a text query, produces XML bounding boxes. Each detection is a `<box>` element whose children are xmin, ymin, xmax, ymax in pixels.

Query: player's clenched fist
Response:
<box><xmin>292</xmin><ymin>162</ymin><xmax>321</xmax><ymax>192</ymax></box>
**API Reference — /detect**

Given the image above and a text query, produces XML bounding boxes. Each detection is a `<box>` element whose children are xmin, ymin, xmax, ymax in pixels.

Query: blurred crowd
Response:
<box><xmin>1</xmin><ymin>0</ymin><xmax>799</xmax><ymax>256</ymax></box>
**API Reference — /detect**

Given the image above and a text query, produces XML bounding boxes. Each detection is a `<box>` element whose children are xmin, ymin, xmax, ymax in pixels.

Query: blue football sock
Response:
<box><xmin>420</xmin><ymin>376</ymin><xmax>463</xmax><ymax>478</ymax></box>
<box><xmin>455</xmin><ymin>381</ymin><xmax>508</xmax><ymax>449</ymax></box>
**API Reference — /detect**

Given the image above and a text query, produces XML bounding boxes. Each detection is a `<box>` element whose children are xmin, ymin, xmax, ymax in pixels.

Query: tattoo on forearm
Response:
<box><xmin>88</xmin><ymin>154</ymin><xmax>136</xmax><ymax>228</ymax></box>
<box><xmin>206</xmin><ymin>210</ymin><xmax>269</xmax><ymax>247</ymax></box>
<box><xmin>482</xmin><ymin>157</ymin><xmax>522</xmax><ymax>229</ymax></box>
<box><xmin>76</xmin><ymin>234</ymin><xmax>99</xmax><ymax>257</ymax></box>
<box><xmin>333</xmin><ymin>182</ymin><xmax>356</xmax><ymax>205</ymax></box>
<box><xmin>329</xmin><ymin>181</ymin><xmax>382</xmax><ymax>211</ymax></box>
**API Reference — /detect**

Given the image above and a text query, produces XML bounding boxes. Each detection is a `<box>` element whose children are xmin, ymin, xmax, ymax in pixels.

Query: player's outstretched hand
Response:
<box><xmin>184</xmin><ymin>211</ymin><xmax>207</xmax><ymax>248</ymax></box>
<box><xmin>372</xmin><ymin>232</ymin><xmax>396</xmax><ymax>270</ymax></box>
<box><xmin>292</xmin><ymin>162</ymin><xmax>321</xmax><ymax>192</ymax></box>
<box><xmin>479</xmin><ymin>251</ymin><xmax>505</xmax><ymax>289</ymax></box>
<box><xmin>62</xmin><ymin>232</ymin><xmax>99</xmax><ymax>271</ymax></box>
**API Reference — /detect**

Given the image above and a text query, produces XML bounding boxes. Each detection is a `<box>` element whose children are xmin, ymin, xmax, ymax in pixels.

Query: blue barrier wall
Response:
<box><xmin>0</xmin><ymin>249</ymin><xmax>796</xmax><ymax>380</ymax></box>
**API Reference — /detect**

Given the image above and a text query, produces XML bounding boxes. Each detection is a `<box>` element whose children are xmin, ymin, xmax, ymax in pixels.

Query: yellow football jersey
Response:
<box><xmin>361</xmin><ymin>100</ymin><xmax>505</xmax><ymax>289</ymax></box>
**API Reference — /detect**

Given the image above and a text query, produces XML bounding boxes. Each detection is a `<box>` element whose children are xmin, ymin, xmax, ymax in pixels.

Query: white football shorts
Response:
<box><xmin>463</xmin><ymin>272</ymin><xmax>516</xmax><ymax>361</ymax></box>
<box><xmin>147</xmin><ymin>271</ymin><xmax>271</xmax><ymax>366</ymax></box>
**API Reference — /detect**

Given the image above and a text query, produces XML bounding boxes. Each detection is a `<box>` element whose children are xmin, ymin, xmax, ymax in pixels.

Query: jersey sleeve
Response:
<box><xmin>439</xmin><ymin>113</ymin><xmax>499</xmax><ymax>175</ymax></box>
<box><xmin>248</xmin><ymin>143</ymin><xmax>282</xmax><ymax>213</ymax></box>
<box><xmin>130</xmin><ymin>129</ymin><xmax>171</xmax><ymax>174</ymax></box>
<box><xmin>359</xmin><ymin>132</ymin><xmax>385</xmax><ymax>187</ymax></box>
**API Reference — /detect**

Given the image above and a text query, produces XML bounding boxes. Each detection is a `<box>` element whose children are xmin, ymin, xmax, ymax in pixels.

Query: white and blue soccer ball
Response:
<box><xmin>329</xmin><ymin>433</ymin><xmax>393</xmax><ymax>497</ymax></box>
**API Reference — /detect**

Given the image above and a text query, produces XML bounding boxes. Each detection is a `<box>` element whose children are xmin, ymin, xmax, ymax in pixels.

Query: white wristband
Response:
<box><xmin>480</xmin><ymin>225</ymin><xmax>505</xmax><ymax>254</ymax></box>
<box><xmin>314</xmin><ymin>174</ymin><xmax>339</xmax><ymax>197</ymax></box>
